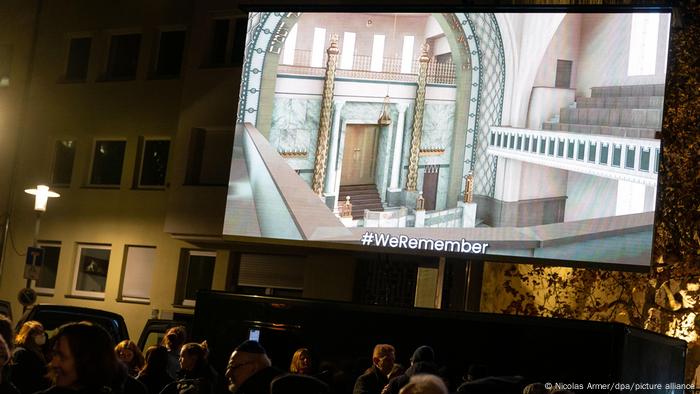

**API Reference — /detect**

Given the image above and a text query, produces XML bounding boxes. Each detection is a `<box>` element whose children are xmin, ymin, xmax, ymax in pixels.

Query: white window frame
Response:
<box><xmin>400</xmin><ymin>35</ymin><xmax>415</xmax><ymax>74</ymax></box>
<box><xmin>310</xmin><ymin>27</ymin><xmax>326</xmax><ymax>68</ymax></box>
<box><xmin>281</xmin><ymin>24</ymin><xmax>298</xmax><ymax>65</ymax></box>
<box><xmin>119</xmin><ymin>245</ymin><xmax>156</xmax><ymax>303</ymax></box>
<box><xmin>371</xmin><ymin>34</ymin><xmax>385</xmax><ymax>72</ymax></box>
<box><xmin>628</xmin><ymin>13</ymin><xmax>659</xmax><ymax>76</ymax></box>
<box><xmin>71</xmin><ymin>244</ymin><xmax>111</xmax><ymax>299</ymax></box>
<box><xmin>182</xmin><ymin>250</ymin><xmax>217</xmax><ymax>307</ymax></box>
<box><xmin>340</xmin><ymin>32</ymin><xmax>356</xmax><ymax>70</ymax></box>
<box><xmin>137</xmin><ymin>137</ymin><xmax>171</xmax><ymax>189</ymax></box>
<box><xmin>87</xmin><ymin>138</ymin><xmax>127</xmax><ymax>187</ymax></box>
<box><xmin>30</xmin><ymin>242</ymin><xmax>62</xmax><ymax>296</ymax></box>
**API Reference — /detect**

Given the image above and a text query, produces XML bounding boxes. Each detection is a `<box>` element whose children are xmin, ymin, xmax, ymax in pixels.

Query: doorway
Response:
<box><xmin>340</xmin><ymin>124</ymin><xmax>379</xmax><ymax>185</ymax></box>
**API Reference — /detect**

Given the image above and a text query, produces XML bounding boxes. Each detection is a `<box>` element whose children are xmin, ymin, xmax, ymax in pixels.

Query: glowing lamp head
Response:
<box><xmin>24</xmin><ymin>185</ymin><xmax>60</xmax><ymax>212</ymax></box>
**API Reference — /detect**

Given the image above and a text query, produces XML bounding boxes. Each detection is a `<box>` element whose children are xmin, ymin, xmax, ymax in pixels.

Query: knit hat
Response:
<box><xmin>235</xmin><ymin>340</ymin><xmax>267</xmax><ymax>354</ymax></box>
<box><xmin>410</xmin><ymin>345</ymin><xmax>435</xmax><ymax>363</ymax></box>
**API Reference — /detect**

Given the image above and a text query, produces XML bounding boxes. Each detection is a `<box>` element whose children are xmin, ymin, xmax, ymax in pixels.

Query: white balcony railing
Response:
<box><xmin>487</xmin><ymin>126</ymin><xmax>660</xmax><ymax>186</ymax></box>
<box><xmin>277</xmin><ymin>49</ymin><xmax>456</xmax><ymax>85</ymax></box>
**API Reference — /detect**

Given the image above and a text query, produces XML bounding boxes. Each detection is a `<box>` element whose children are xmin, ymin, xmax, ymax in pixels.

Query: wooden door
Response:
<box><xmin>422</xmin><ymin>165</ymin><xmax>439</xmax><ymax>211</ymax></box>
<box><xmin>341</xmin><ymin>124</ymin><xmax>378</xmax><ymax>185</ymax></box>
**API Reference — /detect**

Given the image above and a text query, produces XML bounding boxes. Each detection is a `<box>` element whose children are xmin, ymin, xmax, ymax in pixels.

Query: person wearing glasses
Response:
<box><xmin>225</xmin><ymin>340</ymin><xmax>283</xmax><ymax>394</ymax></box>
<box><xmin>353</xmin><ymin>344</ymin><xmax>396</xmax><ymax>394</ymax></box>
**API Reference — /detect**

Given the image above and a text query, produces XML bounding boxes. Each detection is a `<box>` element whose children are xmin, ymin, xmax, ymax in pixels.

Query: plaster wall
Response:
<box><xmin>564</xmin><ymin>172</ymin><xmax>617</xmax><ymax>221</ymax></box>
<box><xmin>576</xmin><ymin>13</ymin><xmax>670</xmax><ymax>97</ymax></box>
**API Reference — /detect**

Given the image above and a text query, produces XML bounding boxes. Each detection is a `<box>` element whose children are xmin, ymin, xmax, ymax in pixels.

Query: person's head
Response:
<box><xmin>179</xmin><ymin>341</ymin><xmax>209</xmax><ymax>372</ymax></box>
<box><xmin>399</xmin><ymin>374</ymin><xmax>448</xmax><ymax>394</ymax></box>
<box><xmin>48</xmin><ymin>322</ymin><xmax>117</xmax><ymax>389</ymax></box>
<box><xmin>410</xmin><ymin>346</ymin><xmax>434</xmax><ymax>366</ymax></box>
<box><xmin>522</xmin><ymin>383</ymin><xmax>548</xmax><ymax>394</ymax></box>
<box><xmin>226</xmin><ymin>340</ymin><xmax>271</xmax><ymax>392</ymax></box>
<box><xmin>372</xmin><ymin>344</ymin><xmax>396</xmax><ymax>376</ymax></box>
<box><xmin>0</xmin><ymin>315</ymin><xmax>13</xmax><ymax>352</ymax></box>
<box><xmin>15</xmin><ymin>320</ymin><xmax>45</xmax><ymax>349</ymax></box>
<box><xmin>162</xmin><ymin>325</ymin><xmax>187</xmax><ymax>352</ymax></box>
<box><xmin>115</xmin><ymin>339</ymin><xmax>144</xmax><ymax>368</ymax></box>
<box><xmin>289</xmin><ymin>347</ymin><xmax>312</xmax><ymax>374</ymax></box>
<box><xmin>141</xmin><ymin>345</ymin><xmax>169</xmax><ymax>375</ymax></box>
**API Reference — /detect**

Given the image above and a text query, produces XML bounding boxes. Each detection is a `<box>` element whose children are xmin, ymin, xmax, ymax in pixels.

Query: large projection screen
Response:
<box><xmin>225</xmin><ymin>11</ymin><xmax>671</xmax><ymax>268</ymax></box>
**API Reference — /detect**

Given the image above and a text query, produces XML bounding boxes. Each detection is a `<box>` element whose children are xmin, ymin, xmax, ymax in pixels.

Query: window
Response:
<box><xmin>65</xmin><ymin>37</ymin><xmax>91</xmax><ymax>81</ymax></box>
<box><xmin>154</xmin><ymin>30</ymin><xmax>186</xmax><ymax>77</ymax></box>
<box><xmin>51</xmin><ymin>140</ymin><xmax>76</xmax><ymax>187</ymax></box>
<box><xmin>1</xmin><ymin>44</ymin><xmax>13</xmax><ymax>87</ymax></box>
<box><xmin>89</xmin><ymin>140</ymin><xmax>126</xmax><ymax>186</ymax></box>
<box><xmin>207</xmin><ymin>17</ymin><xmax>247</xmax><ymax>67</ymax></box>
<box><xmin>555</xmin><ymin>59</ymin><xmax>572</xmax><ymax>88</ymax></box>
<box><xmin>281</xmin><ymin>24</ymin><xmax>298</xmax><ymax>65</ymax></box>
<box><xmin>371</xmin><ymin>34</ymin><xmax>385</xmax><ymax>72</ymax></box>
<box><xmin>72</xmin><ymin>244</ymin><xmax>111</xmax><ymax>298</ymax></box>
<box><xmin>628</xmin><ymin>13</ymin><xmax>659</xmax><ymax>76</ymax></box>
<box><xmin>176</xmin><ymin>250</ymin><xmax>216</xmax><ymax>306</ymax></box>
<box><xmin>120</xmin><ymin>246</ymin><xmax>156</xmax><ymax>302</ymax></box>
<box><xmin>339</xmin><ymin>32</ymin><xmax>356</xmax><ymax>70</ymax></box>
<box><xmin>400</xmin><ymin>36</ymin><xmax>415</xmax><ymax>74</ymax></box>
<box><xmin>231</xmin><ymin>253</ymin><xmax>304</xmax><ymax>297</ymax></box>
<box><xmin>185</xmin><ymin>129</ymin><xmax>233</xmax><ymax>185</ymax></box>
<box><xmin>311</xmin><ymin>27</ymin><xmax>326</xmax><ymax>68</ymax></box>
<box><xmin>210</xmin><ymin>19</ymin><xmax>229</xmax><ymax>65</ymax></box>
<box><xmin>137</xmin><ymin>138</ymin><xmax>170</xmax><ymax>188</ymax></box>
<box><xmin>32</xmin><ymin>244</ymin><xmax>61</xmax><ymax>295</ymax></box>
<box><xmin>106</xmin><ymin>33</ymin><xmax>141</xmax><ymax>80</ymax></box>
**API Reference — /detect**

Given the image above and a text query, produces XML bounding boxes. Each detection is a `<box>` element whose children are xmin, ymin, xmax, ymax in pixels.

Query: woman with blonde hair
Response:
<box><xmin>115</xmin><ymin>339</ymin><xmax>145</xmax><ymax>377</ymax></box>
<box><xmin>11</xmin><ymin>320</ymin><xmax>50</xmax><ymax>394</ymax></box>
<box><xmin>160</xmin><ymin>341</ymin><xmax>217</xmax><ymax>394</ymax></box>
<box><xmin>289</xmin><ymin>347</ymin><xmax>313</xmax><ymax>375</ymax></box>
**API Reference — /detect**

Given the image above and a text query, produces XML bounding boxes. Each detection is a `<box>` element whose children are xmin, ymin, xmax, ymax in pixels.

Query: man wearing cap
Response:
<box><xmin>353</xmin><ymin>344</ymin><xmax>396</xmax><ymax>394</ymax></box>
<box><xmin>225</xmin><ymin>340</ymin><xmax>284</xmax><ymax>394</ymax></box>
<box><xmin>381</xmin><ymin>345</ymin><xmax>440</xmax><ymax>394</ymax></box>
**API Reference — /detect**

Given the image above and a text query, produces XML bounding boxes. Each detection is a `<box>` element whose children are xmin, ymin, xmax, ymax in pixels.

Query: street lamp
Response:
<box><xmin>20</xmin><ymin>185</ymin><xmax>60</xmax><ymax>308</ymax></box>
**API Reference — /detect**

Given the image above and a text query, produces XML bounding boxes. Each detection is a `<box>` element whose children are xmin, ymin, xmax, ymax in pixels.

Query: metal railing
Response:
<box><xmin>488</xmin><ymin>126</ymin><xmax>660</xmax><ymax>186</ymax></box>
<box><xmin>277</xmin><ymin>49</ymin><xmax>456</xmax><ymax>85</ymax></box>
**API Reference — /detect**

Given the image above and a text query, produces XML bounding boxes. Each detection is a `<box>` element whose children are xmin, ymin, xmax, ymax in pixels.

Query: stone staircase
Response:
<box><xmin>543</xmin><ymin>83</ymin><xmax>664</xmax><ymax>139</ymax></box>
<box><xmin>338</xmin><ymin>184</ymin><xmax>383</xmax><ymax>219</ymax></box>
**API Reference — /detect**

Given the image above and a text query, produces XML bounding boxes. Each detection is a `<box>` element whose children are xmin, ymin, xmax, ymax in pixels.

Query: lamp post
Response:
<box><xmin>21</xmin><ymin>185</ymin><xmax>59</xmax><ymax>307</ymax></box>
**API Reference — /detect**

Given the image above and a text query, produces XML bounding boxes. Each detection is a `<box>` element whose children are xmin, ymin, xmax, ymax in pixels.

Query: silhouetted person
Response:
<box><xmin>137</xmin><ymin>346</ymin><xmax>174</xmax><ymax>394</ymax></box>
<box><xmin>11</xmin><ymin>321</ymin><xmax>50</xmax><ymax>393</ymax></box>
<box><xmin>399</xmin><ymin>374</ymin><xmax>447</xmax><ymax>394</ymax></box>
<box><xmin>225</xmin><ymin>340</ymin><xmax>283</xmax><ymax>394</ymax></box>
<box><xmin>270</xmin><ymin>373</ymin><xmax>330</xmax><ymax>394</ymax></box>
<box><xmin>353</xmin><ymin>344</ymin><xmax>395</xmax><ymax>394</ymax></box>
<box><xmin>382</xmin><ymin>346</ymin><xmax>439</xmax><ymax>394</ymax></box>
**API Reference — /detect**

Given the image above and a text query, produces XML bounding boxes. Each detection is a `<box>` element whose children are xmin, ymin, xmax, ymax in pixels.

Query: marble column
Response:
<box><xmin>388</xmin><ymin>103</ymin><xmax>409</xmax><ymax>191</ymax></box>
<box><xmin>323</xmin><ymin>100</ymin><xmax>346</xmax><ymax>208</ymax></box>
<box><xmin>312</xmin><ymin>34</ymin><xmax>340</xmax><ymax>195</ymax></box>
<box><xmin>405</xmin><ymin>44</ymin><xmax>430</xmax><ymax>192</ymax></box>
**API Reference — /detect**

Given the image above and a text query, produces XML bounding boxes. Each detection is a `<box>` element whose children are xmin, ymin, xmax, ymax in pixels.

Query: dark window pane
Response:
<box><xmin>52</xmin><ymin>140</ymin><xmax>76</xmax><ymax>186</ymax></box>
<box><xmin>555</xmin><ymin>59</ymin><xmax>572</xmax><ymax>88</ymax></box>
<box><xmin>210</xmin><ymin>19</ymin><xmax>230</xmax><ymax>65</ymax></box>
<box><xmin>155</xmin><ymin>31</ymin><xmax>186</xmax><ymax>77</ymax></box>
<box><xmin>140</xmin><ymin>139</ymin><xmax>170</xmax><ymax>186</ymax></box>
<box><xmin>106</xmin><ymin>34</ymin><xmax>141</xmax><ymax>79</ymax></box>
<box><xmin>231</xmin><ymin>18</ymin><xmax>248</xmax><ymax>66</ymax></box>
<box><xmin>90</xmin><ymin>140</ymin><xmax>126</xmax><ymax>185</ymax></box>
<box><xmin>76</xmin><ymin>247</ymin><xmax>110</xmax><ymax>293</ymax></box>
<box><xmin>66</xmin><ymin>37</ymin><xmax>91</xmax><ymax>81</ymax></box>
<box><xmin>36</xmin><ymin>246</ymin><xmax>60</xmax><ymax>289</ymax></box>
<box><xmin>184</xmin><ymin>253</ymin><xmax>215</xmax><ymax>301</ymax></box>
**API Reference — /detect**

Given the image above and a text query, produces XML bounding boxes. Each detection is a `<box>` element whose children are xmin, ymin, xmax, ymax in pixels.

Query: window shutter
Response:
<box><xmin>238</xmin><ymin>254</ymin><xmax>305</xmax><ymax>290</ymax></box>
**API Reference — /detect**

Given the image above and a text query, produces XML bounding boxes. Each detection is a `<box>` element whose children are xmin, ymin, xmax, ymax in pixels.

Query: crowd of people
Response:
<box><xmin>0</xmin><ymin>315</ymin><xmax>575</xmax><ymax>394</ymax></box>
